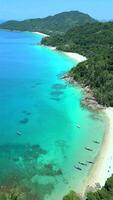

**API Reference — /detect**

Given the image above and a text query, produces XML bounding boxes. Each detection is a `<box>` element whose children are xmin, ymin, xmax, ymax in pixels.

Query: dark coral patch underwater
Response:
<box><xmin>19</xmin><ymin>117</ymin><xmax>29</xmax><ymax>124</ymax></box>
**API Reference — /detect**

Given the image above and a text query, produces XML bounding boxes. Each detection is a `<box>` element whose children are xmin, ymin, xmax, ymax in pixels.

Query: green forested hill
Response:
<box><xmin>42</xmin><ymin>22</ymin><xmax>113</xmax><ymax>56</ymax></box>
<box><xmin>0</xmin><ymin>11</ymin><xmax>96</xmax><ymax>34</ymax></box>
<box><xmin>42</xmin><ymin>22</ymin><xmax>113</xmax><ymax>106</ymax></box>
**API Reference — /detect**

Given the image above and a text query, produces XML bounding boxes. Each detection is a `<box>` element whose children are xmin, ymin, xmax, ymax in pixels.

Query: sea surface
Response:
<box><xmin>0</xmin><ymin>30</ymin><xmax>107</xmax><ymax>200</ymax></box>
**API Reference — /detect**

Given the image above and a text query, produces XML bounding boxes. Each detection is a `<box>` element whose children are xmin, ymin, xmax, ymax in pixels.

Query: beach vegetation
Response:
<box><xmin>42</xmin><ymin>22</ymin><xmax>113</xmax><ymax>106</ymax></box>
<box><xmin>63</xmin><ymin>191</ymin><xmax>80</xmax><ymax>200</ymax></box>
<box><xmin>86</xmin><ymin>175</ymin><xmax>113</xmax><ymax>200</ymax></box>
<box><xmin>62</xmin><ymin>175</ymin><xmax>113</xmax><ymax>200</ymax></box>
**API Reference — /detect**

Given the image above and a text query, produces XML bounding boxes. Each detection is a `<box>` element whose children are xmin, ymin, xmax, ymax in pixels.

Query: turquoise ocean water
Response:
<box><xmin>0</xmin><ymin>30</ymin><xmax>107</xmax><ymax>200</ymax></box>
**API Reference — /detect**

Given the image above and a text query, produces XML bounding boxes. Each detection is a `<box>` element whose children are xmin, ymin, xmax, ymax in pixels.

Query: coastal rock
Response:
<box><xmin>81</xmin><ymin>87</ymin><xmax>104</xmax><ymax>111</ymax></box>
<box><xmin>61</xmin><ymin>74</ymin><xmax>77</xmax><ymax>84</ymax></box>
<box><xmin>62</xmin><ymin>74</ymin><xmax>104</xmax><ymax>111</ymax></box>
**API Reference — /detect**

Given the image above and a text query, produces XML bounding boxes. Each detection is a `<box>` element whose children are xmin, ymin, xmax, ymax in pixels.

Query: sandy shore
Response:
<box><xmin>45</xmin><ymin>46</ymin><xmax>57</xmax><ymax>50</ymax></box>
<box><xmin>37</xmin><ymin>40</ymin><xmax>113</xmax><ymax>198</ymax></box>
<box><xmin>62</xmin><ymin>50</ymin><xmax>113</xmax><ymax>196</ymax></box>
<box><xmin>42</xmin><ymin>45</ymin><xmax>87</xmax><ymax>63</ymax></box>
<box><xmin>49</xmin><ymin>47</ymin><xmax>87</xmax><ymax>63</ymax></box>
<box><xmin>63</xmin><ymin>52</ymin><xmax>87</xmax><ymax>63</ymax></box>
<box><xmin>33</xmin><ymin>31</ymin><xmax>49</xmax><ymax>37</ymax></box>
<box><xmin>82</xmin><ymin>107</ymin><xmax>113</xmax><ymax>196</ymax></box>
<box><xmin>50</xmin><ymin>45</ymin><xmax>113</xmax><ymax>196</ymax></box>
<box><xmin>39</xmin><ymin>43</ymin><xmax>113</xmax><ymax>196</ymax></box>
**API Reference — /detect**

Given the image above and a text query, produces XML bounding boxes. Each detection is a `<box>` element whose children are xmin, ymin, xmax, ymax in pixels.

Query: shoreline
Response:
<box><xmin>1</xmin><ymin>29</ymin><xmax>113</xmax><ymax>199</ymax></box>
<box><xmin>41</xmin><ymin>45</ymin><xmax>87</xmax><ymax>63</ymax></box>
<box><xmin>0</xmin><ymin>29</ymin><xmax>49</xmax><ymax>38</ymax></box>
<box><xmin>33</xmin><ymin>31</ymin><xmax>49</xmax><ymax>37</ymax></box>
<box><xmin>62</xmin><ymin>51</ymin><xmax>87</xmax><ymax>63</ymax></box>
<box><xmin>81</xmin><ymin>107</ymin><xmax>113</xmax><ymax>196</ymax></box>
<box><xmin>46</xmin><ymin>44</ymin><xmax>113</xmax><ymax>198</ymax></box>
<box><xmin>38</xmin><ymin>41</ymin><xmax>113</xmax><ymax>198</ymax></box>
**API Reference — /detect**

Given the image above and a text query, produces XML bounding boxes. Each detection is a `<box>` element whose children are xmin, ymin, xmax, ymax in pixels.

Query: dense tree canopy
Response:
<box><xmin>0</xmin><ymin>11</ymin><xmax>96</xmax><ymax>34</ymax></box>
<box><xmin>63</xmin><ymin>191</ymin><xmax>80</xmax><ymax>200</ymax></box>
<box><xmin>86</xmin><ymin>175</ymin><xmax>113</xmax><ymax>200</ymax></box>
<box><xmin>62</xmin><ymin>175</ymin><xmax>113</xmax><ymax>200</ymax></box>
<box><xmin>42</xmin><ymin>22</ymin><xmax>113</xmax><ymax>106</ymax></box>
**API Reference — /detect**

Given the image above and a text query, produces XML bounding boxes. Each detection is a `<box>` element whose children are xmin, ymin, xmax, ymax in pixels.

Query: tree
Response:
<box><xmin>63</xmin><ymin>191</ymin><xmax>80</xmax><ymax>200</ymax></box>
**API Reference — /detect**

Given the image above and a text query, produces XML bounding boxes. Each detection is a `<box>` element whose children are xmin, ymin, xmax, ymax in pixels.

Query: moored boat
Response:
<box><xmin>74</xmin><ymin>165</ymin><xmax>82</xmax><ymax>171</ymax></box>
<box><xmin>16</xmin><ymin>131</ymin><xmax>22</xmax><ymax>136</ymax></box>
<box><xmin>85</xmin><ymin>147</ymin><xmax>93</xmax><ymax>151</ymax></box>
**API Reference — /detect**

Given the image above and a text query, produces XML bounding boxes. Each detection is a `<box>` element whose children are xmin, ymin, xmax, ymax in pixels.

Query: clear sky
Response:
<box><xmin>0</xmin><ymin>0</ymin><xmax>113</xmax><ymax>21</ymax></box>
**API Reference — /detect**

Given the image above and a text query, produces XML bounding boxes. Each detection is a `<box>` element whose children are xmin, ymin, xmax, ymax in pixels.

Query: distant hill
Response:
<box><xmin>42</xmin><ymin>22</ymin><xmax>113</xmax><ymax>106</ymax></box>
<box><xmin>0</xmin><ymin>11</ymin><xmax>97</xmax><ymax>34</ymax></box>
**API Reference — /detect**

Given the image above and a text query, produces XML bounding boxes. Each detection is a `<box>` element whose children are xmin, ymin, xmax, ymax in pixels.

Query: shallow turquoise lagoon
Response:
<box><xmin>0</xmin><ymin>30</ymin><xmax>107</xmax><ymax>200</ymax></box>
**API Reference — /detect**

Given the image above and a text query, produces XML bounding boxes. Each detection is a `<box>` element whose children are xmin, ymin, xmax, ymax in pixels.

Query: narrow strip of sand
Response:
<box><xmin>42</xmin><ymin>45</ymin><xmax>87</xmax><ymax>63</ymax></box>
<box><xmin>63</xmin><ymin>52</ymin><xmax>87</xmax><ymax>63</ymax></box>
<box><xmin>48</xmin><ymin>44</ymin><xmax>113</xmax><ymax>196</ymax></box>
<box><xmin>82</xmin><ymin>107</ymin><xmax>113</xmax><ymax>195</ymax></box>
<box><xmin>38</xmin><ymin>41</ymin><xmax>113</xmax><ymax>196</ymax></box>
<box><xmin>61</xmin><ymin>50</ymin><xmax>113</xmax><ymax>196</ymax></box>
<box><xmin>33</xmin><ymin>31</ymin><xmax>49</xmax><ymax>37</ymax></box>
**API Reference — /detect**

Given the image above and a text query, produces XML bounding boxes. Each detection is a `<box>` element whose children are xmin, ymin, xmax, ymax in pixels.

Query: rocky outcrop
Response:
<box><xmin>61</xmin><ymin>74</ymin><xmax>104</xmax><ymax>111</ymax></box>
<box><xmin>81</xmin><ymin>86</ymin><xmax>104</xmax><ymax>111</ymax></box>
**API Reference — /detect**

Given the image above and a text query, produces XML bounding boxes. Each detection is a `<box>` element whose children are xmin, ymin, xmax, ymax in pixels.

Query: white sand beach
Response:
<box><xmin>33</xmin><ymin>31</ymin><xmax>49</xmax><ymax>37</ymax></box>
<box><xmin>47</xmin><ymin>46</ymin><xmax>57</xmax><ymax>50</ymax></box>
<box><xmin>44</xmin><ymin>45</ymin><xmax>87</xmax><ymax>63</ymax></box>
<box><xmin>63</xmin><ymin>52</ymin><xmax>87</xmax><ymax>63</ymax></box>
<box><xmin>57</xmin><ymin>49</ymin><xmax>113</xmax><ymax>197</ymax></box>
<box><xmin>40</xmin><ymin>43</ymin><xmax>113</xmax><ymax>197</ymax></box>
<box><xmin>82</xmin><ymin>107</ymin><xmax>113</xmax><ymax>195</ymax></box>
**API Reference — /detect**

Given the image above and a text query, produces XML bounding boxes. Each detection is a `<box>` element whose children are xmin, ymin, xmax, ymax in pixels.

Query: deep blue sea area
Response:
<box><xmin>0</xmin><ymin>30</ymin><xmax>107</xmax><ymax>200</ymax></box>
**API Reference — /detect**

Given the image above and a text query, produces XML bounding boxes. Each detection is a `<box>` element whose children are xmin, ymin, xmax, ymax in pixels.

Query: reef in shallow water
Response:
<box><xmin>0</xmin><ymin>142</ymin><xmax>65</xmax><ymax>200</ymax></box>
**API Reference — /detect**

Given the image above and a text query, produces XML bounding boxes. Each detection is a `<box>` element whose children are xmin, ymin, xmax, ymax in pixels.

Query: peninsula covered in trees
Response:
<box><xmin>0</xmin><ymin>11</ymin><xmax>96</xmax><ymax>34</ymax></box>
<box><xmin>42</xmin><ymin>22</ymin><xmax>113</xmax><ymax>106</ymax></box>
